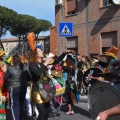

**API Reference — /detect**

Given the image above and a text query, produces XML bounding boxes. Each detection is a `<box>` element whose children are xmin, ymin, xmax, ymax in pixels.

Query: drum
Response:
<box><xmin>38</xmin><ymin>76</ymin><xmax>56</xmax><ymax>101</ymax></box>
<box><xmin>88</xmin><ymin>81</ymin><xmax>120</xmax><ymax>120</ymax></box>
<box><xmin>83</xmin><ymin>68</ymin><xmax>103</xmax><ymax>87</ymax></box>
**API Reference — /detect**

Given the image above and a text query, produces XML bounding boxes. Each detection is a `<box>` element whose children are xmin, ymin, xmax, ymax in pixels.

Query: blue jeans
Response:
<box><xmin>10</xmin><ymin>86</ymin><xmax>27</xmax><ymax>120</ymax></box>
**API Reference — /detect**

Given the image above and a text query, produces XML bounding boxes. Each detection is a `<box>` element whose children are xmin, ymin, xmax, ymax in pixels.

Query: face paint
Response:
<box><xmin>37</xmin><ymin>48</ymin><xmax>44</xmax><ymax>58</ymax></box>
<box><xmin>37</xmin><ymin>49</ymin><xmax>41</xmax><ymax>54</ymax></box>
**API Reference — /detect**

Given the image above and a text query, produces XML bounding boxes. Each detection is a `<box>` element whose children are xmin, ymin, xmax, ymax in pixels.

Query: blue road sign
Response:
<box><xmin>59</xmin><ymin>22</ymin><xmax>73</xmax><ymax>37</ymax></box>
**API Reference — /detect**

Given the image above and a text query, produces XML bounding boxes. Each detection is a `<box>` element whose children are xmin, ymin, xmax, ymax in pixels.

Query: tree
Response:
<box><xmin>33</xmin><ymin>19</ymin><xmax>52</xmax><ymax>40</ymax></box>
<box><xmin>0</xmin><ymin>5</ymin><xmax>17</xmax><ymax>50</ymax></box>
<box><xmin>10</xmin><ymin>16</ymin><xmax>52</xmax><ymax>53</ymax></box>
<box><xmin>10</xmin><ymin>14</ymin><xmax>37</xmax><ymax>53</ymax></box>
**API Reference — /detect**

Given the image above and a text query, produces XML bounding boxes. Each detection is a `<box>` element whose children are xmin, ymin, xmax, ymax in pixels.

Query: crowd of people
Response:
<box><xmin>0</xmin><ymin>32</ymin><xmax>119</xmax><ymax>120</ymax></box>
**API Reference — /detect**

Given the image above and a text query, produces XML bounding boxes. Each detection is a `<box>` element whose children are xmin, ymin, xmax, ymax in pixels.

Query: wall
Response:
<box><xmin>54</xmin><ymin>0</ymin><xmax>120</xmax><ymax>58</ymax></box>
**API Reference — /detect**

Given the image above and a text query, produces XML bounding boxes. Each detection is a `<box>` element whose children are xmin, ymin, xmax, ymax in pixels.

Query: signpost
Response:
<box><xmin>59</xmin><ymin>22</ymin><xmax>73</xmax><ymax>37</ymax></box>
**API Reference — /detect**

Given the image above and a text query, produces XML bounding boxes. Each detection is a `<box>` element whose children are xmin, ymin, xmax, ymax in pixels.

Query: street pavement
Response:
<box><xmin>48</xmin><ymin>101</ymin><xmax>92</xmax><ymax>120</ymax></box>
<box><xmin>6</xmin><ymin>95</ymin><xmax>92</xmax><ymax>120</ymax></box>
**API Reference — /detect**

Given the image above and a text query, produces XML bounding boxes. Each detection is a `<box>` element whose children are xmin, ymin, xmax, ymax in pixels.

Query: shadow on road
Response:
<box><xmin>60</xmin><ymin>104</ymin><xmax>91</xmax><ymax>118</ymax></box>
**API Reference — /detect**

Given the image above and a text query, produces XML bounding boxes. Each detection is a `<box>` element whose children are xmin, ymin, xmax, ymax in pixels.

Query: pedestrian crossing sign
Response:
<box><xmin>59</xmin><ymin>22</ymin><xmax>73</xmax><ymax>37</ymax></box>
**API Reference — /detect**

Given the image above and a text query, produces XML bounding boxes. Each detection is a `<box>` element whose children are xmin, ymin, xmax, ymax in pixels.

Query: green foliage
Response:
<box><xmin>33</xmin><ymin>19</ymin><xmax>52</xmax><ymax>37</ymax></box>
<box><xmin>10</xmin><ymin>14</ymin><xmax>37</xmax><ymax>39</ymax></box>
<box><xmin>0</xmin><ymin>5</ymin><xmax>17</xmax><ymax>37</ymax></box>
<box><xmin>0</xmin><ymin>5</ymin><xmax>53</xmax><ymax>50</ymax></box>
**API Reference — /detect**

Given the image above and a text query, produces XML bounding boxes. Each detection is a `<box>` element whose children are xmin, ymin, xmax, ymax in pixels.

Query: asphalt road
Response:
<box><xmin>48</xmin><ymin>103</ymin><xmax>93</xmax><ymax>120</ymax></box>
<box><xmin>6</xmin><ymin>102</ymin><xmax>93</xmax><ymax>120</ymax></box>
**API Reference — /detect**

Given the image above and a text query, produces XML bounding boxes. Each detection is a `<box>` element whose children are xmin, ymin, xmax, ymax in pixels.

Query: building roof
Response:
<box><xmin>1</xmin><ymin>36</ymin><xmax>50</xmax><ymax>42</ymax></box>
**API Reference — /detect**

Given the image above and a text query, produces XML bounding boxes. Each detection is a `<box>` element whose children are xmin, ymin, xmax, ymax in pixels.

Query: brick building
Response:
<box><xmin>50</xmin><ymin>0</ymin><xmax>120</xmax><ymax>59</ymax></box>
<box><xmin>2</xmin><ymin>36</ymin><xmax>50</xmax><ymax>56</ymax></box>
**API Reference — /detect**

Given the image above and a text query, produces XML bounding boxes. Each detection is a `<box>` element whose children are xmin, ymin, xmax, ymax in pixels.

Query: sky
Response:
<box><xmin>0</xmin><ymin>0</ymin><xmax>55</xmax><ymax>38</ymax></box>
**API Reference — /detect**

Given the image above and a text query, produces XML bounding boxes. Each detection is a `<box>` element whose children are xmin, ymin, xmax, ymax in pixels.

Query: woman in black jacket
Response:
<box><xmin>26</xmin><ymin>32</ymin><xmax>70</xmax><ymax>120</ymax></box>
<box><xmin>1</xmin><ymin>55</ymin><xmax>30</xmax><ymax>120</ymax></box>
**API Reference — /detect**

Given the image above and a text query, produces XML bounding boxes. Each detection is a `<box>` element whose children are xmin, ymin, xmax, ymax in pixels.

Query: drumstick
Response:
<box><xmin>88</xmin><ymin>76</ymin><xmax>104</xmax><ymax>81</ymax></box>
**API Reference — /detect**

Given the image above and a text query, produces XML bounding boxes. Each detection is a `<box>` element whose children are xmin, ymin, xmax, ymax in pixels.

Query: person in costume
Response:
<box><xmin>95</xmin><ymin>60</ymin><xmax>120</xmax><ymax>120</ymax></box>
<box><xmin>92</xmin><ymin>46</ymin><xmax>119</xmax><ymax>81</ymax></box>
<box><xmin>0</xmin><ymin>49</ymin><xmax>8</xmax><ymax>120</ymax></box>
<box><xmin>26</xmin><ymin>32</ymin><xmax>71</xmax><ymax>120</ymax></box>
<box><xmin>1</xmin><ymin>54</ymin><xmax>31</xmax><ymax>120</ymax></box>
<box><xmin>27</xmin><ymin>34</ymin><xmax>54</xmax><ymax>120</ymax></box>
<box><xmin>60</xmin><ymin>54</ymin><xmax>77</xmax><ymax>115</ymax></box>
<box><xmin>49</xmin><ymin>62</ymin><xmax>64</xmax><ymax>117</ymax></box>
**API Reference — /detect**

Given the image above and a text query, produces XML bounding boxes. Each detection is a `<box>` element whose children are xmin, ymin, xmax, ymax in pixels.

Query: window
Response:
<box><xmin>101</xmin><ymin>31</ymin><xmax>117</xmax><ymax>54</ymax></box>
<box><xmin>102</xmin><ymin>47</ymin><xmax>110</xmax><ymax>53</ymax></box>
<box><xmin>102</xmin><ymin>0</ymin><xmax>114</xmax><ymax>7</ymax></box>
<box><xmin>66</xmin><ymin>0</ymin><xmax>78</xmax><ymax>15</ymax></box>
<box><xmin>67</xmin><ymin>10</ymin><xmax>78</xmax><ymax>16</ymax></box>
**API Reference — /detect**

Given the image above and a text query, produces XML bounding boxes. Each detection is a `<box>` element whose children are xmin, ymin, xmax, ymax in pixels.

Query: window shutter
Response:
<box><xmin>67</xmin><ymin>0</ymin><xmax>77</xmax><ymax>12</ymax></box>
<box><xmin>101</xmin><ymin>32</ymin><xmax>117</xmax><ymax>47</ymax></box>
<box><xmin>67</xmin><ymin>37</ymin><xmax>78</xmax><ymax>48</ymax></box>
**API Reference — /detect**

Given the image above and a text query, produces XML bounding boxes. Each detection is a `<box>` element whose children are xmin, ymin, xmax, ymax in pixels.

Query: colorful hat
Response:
<box><xmin>51</xmin><ymin>70</ymin><xmax>62</xmax><ymax>78</ymax></box>
<box><xmin>67</xmin><ymin>54</ymin><xmax>77</xmax><ymax>64</ymax></box>
<box><xmin>36</xmin><ymin>45</ymin><xmax>43</xmax><ymax>50</ymax></box>
<box><xmin>104</xmin><ymin>46</ymin><xmax>119</xmax><ymax>60</ymax></box>
<box><xmin>0</xmin><ymin>49</ymin><xmax>5</xmax><ymax>57</ymax></box>
<box><xmin>6</xmin><ymin>56</ymin><xmax>13</xmax><ymax>64</ymax></box>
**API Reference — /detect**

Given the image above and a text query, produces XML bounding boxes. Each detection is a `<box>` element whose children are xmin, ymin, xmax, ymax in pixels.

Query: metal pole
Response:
<box><xmin>85</xmin><ymin>0</ymin><xmax>88</xmax><ymax>56</ymax></box>
<box><xmin>60</xmin><ymin>4</ymin><xmax>63</xmax><ymax>54</ymax></box>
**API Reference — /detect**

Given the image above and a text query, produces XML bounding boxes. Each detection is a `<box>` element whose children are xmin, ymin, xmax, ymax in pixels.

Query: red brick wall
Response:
<box><xmin>89</xmin><ymin>0</ymin><xmax>120</xmax><ymax>22</ymax></box>
<box><xmin>54</xmin><ymin>0</ymin><xmax>120</xmax><ymax>59</ymax></box>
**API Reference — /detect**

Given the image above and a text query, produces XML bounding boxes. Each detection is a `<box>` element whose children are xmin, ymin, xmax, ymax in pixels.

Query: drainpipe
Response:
<box><xmin>85</xmin><ymin>0</ymin><xmax>88</xmax><ymax>56</ymax></box>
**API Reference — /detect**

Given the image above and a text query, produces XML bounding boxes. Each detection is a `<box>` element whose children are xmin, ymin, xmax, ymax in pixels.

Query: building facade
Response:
<box><xmin>2</xmin><ymin>36</ymin><xmax>50</xmax><ymax>56</ymax></box>
<box><xmin>52</xmin><ymin>0</ymin><xmax>120</xmax><ymax>59</ymax></box>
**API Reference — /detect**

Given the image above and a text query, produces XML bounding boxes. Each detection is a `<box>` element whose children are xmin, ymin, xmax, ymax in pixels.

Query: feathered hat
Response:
<box><xmin>27</xmin><ymin>32</ymin><xmax>36</xmax><ymax>51</ymax></box>
<box><xmin>104</xmin><ymin>46</ymin><xmax>119</xmax><ymax>60</ymax></box>
<box><xmin>27</xmin><ymin>32</ymin><xmax>44</xmax><ymax>51</ymax></box>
